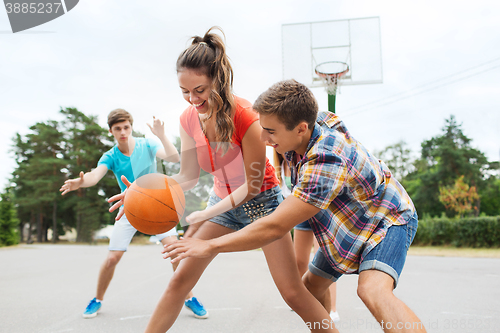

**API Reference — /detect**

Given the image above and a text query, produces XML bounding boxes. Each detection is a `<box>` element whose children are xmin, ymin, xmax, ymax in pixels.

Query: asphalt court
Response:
<box><xmin>1</xmin><ymin>244</ymin><xmax>499</xmax><ymax>333</ymax></box>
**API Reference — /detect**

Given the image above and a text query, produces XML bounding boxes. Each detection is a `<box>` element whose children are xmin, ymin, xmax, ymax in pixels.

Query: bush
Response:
<box><xmin>413</xmin><ymin>216</ymin><xmax>500</xmax><ymax>248</ymax></box>
<box><xmin>0</xmin><ymin>192</ymin><xmax>19</xmax><ymax>247</ymax></box>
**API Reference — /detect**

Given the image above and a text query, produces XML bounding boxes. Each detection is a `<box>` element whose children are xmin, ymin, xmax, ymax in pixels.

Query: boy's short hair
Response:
<box><xmin>108</xmin><ymin>109</ymin><xmax>133</xmax><ymax>129</ymax></box>
<box><xmin>253</xmin><ymin>79</ymin><xmax>318</xmax><ymax>130</ymax></box>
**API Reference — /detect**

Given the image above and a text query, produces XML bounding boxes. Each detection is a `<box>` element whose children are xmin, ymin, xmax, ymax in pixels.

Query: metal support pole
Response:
<box><xmin>328</xmin><ymin>93</ymin><xmax>336</xmax><ymax>113</ymax></box>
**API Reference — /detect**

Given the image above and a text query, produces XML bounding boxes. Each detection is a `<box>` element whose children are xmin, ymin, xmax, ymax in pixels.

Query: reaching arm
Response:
<box><xmin>184</xmin><ymin>121</ymin><xmax>268</xmax><ymax>225</ymax></box>
<box><xmin>164</xmin><ymin>195</ymin><xmax>321</xmax><ymax>262</ymax></box>
<box><xmin>147</xmin><ymin>116</ymin><xmax>180</xmax><ymax>163</ymax></box>
<box><xmin>169</xmin><ymin>124</ymin><xmax>202</xmax><ymax>191</ymax></box>
<box><xmin>59</xmin><ymin>164</ymin><xmax>108</xmax><ymax>195</ymax></box>
<box><xmin>107</xmin><ymin>125</ymin><xmax>201</xmax><ymax>220</ymax></box>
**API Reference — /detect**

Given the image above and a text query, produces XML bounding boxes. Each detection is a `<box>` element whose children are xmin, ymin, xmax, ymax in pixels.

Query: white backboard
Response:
<box><xmin>282</xmin><ymin>17</ymin><xmax>383</xmax><ymax>87</ymax></box>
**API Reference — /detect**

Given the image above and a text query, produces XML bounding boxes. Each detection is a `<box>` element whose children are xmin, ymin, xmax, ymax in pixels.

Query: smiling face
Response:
<box><xmin>177</xmin><ymin>68</ymin><xmax>212</xmax><ymax>115</ymax></box>
<box><xmin>109</xmin><ymin>120</ymin><xmax>132</xmax><ymax>144</ymax></box>
<box><xmin>259</xmin><ymin>113</ymin><xmax>309</xmax><ymax>155</ymax></box>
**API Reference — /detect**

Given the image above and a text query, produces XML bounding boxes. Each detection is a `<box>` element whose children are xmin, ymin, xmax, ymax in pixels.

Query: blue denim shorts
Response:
<box><xmin>206</xmin><ymin>186</ymin><xmax>283</xmax><ymax>231</ymax></box>
<box><xmin>309</xmin><ymin>212</ymin><xmax>418</xmax><ymax>287</ymax></box>
<box><xmin>294</xmin><ymin>220</ymin><xmax>312</xmax><ymax>231</ymax></box>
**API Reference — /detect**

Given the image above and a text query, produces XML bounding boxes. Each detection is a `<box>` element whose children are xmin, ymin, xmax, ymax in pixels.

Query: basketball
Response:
<box><xmin>123</xmin><ymin>173</ymin><xmax>185</xmax><ymax>235</ymax></box>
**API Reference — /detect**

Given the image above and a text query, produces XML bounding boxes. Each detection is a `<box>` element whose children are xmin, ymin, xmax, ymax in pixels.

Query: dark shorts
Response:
<box><xmin>294</xmin><ymin>220</ymin><xmax>312</xmax><ymax>231</ymax></box>
<box><xmin>309</xmin><ymin>212</ymin><xmax>418</xmax><ymax>287</ymax></box>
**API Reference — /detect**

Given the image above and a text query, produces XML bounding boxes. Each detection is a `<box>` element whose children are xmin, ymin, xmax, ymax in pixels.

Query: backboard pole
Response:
<box><xmin>328</xmin><ymin>93</ymin><xmax>336</xmax><ymax>113</ymax></box>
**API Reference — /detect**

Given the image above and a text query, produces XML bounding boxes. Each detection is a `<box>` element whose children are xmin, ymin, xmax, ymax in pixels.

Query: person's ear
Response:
<box><xmin>296</xmin><ymin>121</ymin><xmax>309</xmax><ymax>136</ymax></box>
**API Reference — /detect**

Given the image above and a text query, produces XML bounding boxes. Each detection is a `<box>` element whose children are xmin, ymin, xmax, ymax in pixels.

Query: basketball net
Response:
<box><xmin>315</xmin><ymin>61</ymin><xmax>349</xmax><ymax>96</ymax></box>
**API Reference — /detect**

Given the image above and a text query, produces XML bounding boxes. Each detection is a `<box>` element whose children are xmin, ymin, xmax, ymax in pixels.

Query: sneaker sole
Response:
<box><xmin>82</xmin><ymin>308</ymin><xmax>100</xmax><ymax>319</ymax></box>
<box><xmin>82</xmin><ymin>312</ymin><xmax>98</xmax><ymax>319</ymax></box>
<box><xmin>193</xmin><ymin>312</ymin><xmax>209</xmax><ymax>319</ymax></box>
<box><xmin>184</xmin><ymin>305</ymin><xmax>209</xmax><ymax>319</ymax></box>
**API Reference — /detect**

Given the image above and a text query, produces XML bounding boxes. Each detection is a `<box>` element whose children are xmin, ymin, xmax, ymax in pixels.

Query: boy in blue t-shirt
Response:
<box><xmin>60</xmin><ymin>109</ymin><xmax>208</xmax><ymax>320</ymax></box>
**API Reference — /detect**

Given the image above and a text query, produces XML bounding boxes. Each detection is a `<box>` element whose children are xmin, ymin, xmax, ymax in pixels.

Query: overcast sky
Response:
<box><xmin>1</xmin><ymin>0</ymin><xmax>499</xmax><ymax>190</ymax></box>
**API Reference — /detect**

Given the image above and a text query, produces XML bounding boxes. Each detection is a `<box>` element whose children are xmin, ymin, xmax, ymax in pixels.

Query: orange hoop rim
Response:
<box><xmin>315</xmin><ymin>61</ymin><xmax>349</xmax><ymax>79</ymax></box>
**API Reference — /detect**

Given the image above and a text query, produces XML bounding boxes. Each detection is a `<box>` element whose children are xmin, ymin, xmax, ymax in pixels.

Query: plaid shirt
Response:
<box><xmin>286</xmin><ymin>111</ymin><xmax>416</xmax><ymax>274</ymax></box>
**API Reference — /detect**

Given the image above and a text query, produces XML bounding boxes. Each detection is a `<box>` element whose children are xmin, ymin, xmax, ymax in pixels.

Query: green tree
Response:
<box><xmin>479</xmin><ymin>173</ymin><xmax>500</xmax><ymax>216</ymax></box>
<box><xmin>10</xmin><ymin>121</ymin><xmax>66</xmax><ymax>243</ymax></box>
<box><xmin>406</xmin><ymin>115</ymin><xmax>489</xmax><ymax>217</ymax></box>
<box><xmin>10</xmin><ymin>107</ymin><xmax>118</xmax><ymax>243</ymax></box>
<box><xmin>0</xmin><ymin>189</ymin><xmax>19</xmax><ymax>246</ymax></box>
<box><xmin>374</xmin><ymin>140</ymin><xmax>414</xmax><ymax>182</ymax></box>
<box><xmin>59</xmin><ymin>107</ymin><xmax>118</xmax><ymax>242</ymax></box>
<box><xmin>10</xmin><ymin>132</ymin><xmax>36</xmax><ymax>242</ymax></box>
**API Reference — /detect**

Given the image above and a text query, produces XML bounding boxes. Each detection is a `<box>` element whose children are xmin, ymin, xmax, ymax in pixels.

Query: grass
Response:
<box><xmin>408</xmin><ymin>245</ymin><xmax>500</xmax><ymax>258</ymax></box>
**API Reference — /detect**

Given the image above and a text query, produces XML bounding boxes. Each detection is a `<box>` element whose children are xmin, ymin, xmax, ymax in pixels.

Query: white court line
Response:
<box><xmin>52</xmin><ymin>330</ymin><xmax>74</xmax><ymax>333</ymax></box>
<box><xmin>120</xmin><ymin>314</ymin><xmax>151</xmax><ymax>320</ymax></box>
<box><xmin>119</xmin><ymin>308</ymin><xmax>243</xmax><ymax>320</ymax></box>
<box><xmin>441</xmin><ymin>311</ymin><xmax>492</xmax><ymax>319</ymax></box>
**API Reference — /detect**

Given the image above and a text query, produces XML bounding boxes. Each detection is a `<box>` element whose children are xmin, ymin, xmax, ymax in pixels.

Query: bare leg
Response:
<box><xmin>263</xmin><ymin>233</ymin><xmax>338</xmax><ymax>333</ymax></box>
<box><xmin>302</xmin><ymin>270</ymin><xmax>334</xmax><ymax>313</ymax></box>
<box><xmin>294</xmin><ymin>229</ymin><xmax>315</xmax><ymax>276</ymax></box>
<box><xmin>96</xmin><ymin>250</ymin><xmax>124</xmax><ymax>300</ymax></box>
<box><xmin>357</xmin><ymin>270</ymin><xmax>426</xmax><ymax>332</ymax></box>
<box><xmin>296</xmin><ymin>231</ymin><xmax>337</xmax><ymax>314</ymax></box>
<box><xmin>160</xmin><ymin>236</ymin><xmax>194</xmax><ymax>300</ymax></box>
<box><xmin>144</xmin><ymin>222</ymin><xmax>232</xmax><ymax>333</ymax></box>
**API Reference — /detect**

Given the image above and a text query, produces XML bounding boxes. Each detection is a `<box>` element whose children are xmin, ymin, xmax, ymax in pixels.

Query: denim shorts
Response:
<box><xmin>108</xmin><ymin>209</ymin><xmax>178</xmax><ymax>251</ymax></box>
<box><xmin>294</xmin><ymin>220</ymin><xmax>312</xmax><ymax>231</ymax></box>
<box><xmin>206</xmin><ymin>186</ymin><xmax>283</xmax><ymax>231</ymax></box>
<box><xmin>308</xmin><ymin>212</ymin><xmax>418</xmax><ymax>288</ymax></box>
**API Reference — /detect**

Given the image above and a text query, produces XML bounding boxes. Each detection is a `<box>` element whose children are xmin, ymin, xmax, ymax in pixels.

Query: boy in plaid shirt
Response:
<box><xmin>165</xmin><ymin>80</ymin><xmax>426</xmax><ymax>332</ymax></box>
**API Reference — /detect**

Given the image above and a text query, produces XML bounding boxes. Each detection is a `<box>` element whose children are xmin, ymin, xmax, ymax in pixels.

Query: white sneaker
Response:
<box><xmin>330</xmin><ymin>311</ymin><xmax>340</xmax><ymax>322</ymax></box>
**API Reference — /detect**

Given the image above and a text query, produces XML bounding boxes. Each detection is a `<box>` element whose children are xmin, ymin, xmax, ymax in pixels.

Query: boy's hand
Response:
<box><xmin>108</xmin><ymin>175</ymin><xmax>132</xmax><ymax>220</ymax></box>
<box><xmin>146</xmin><ymin>116</ymin><xmax>165</xmax><ymax>138</ymax></box>
<box><xmin>162</xmin><ymin>237</ymin><xmax>215</xmax><ymax>263</ymax></box>
<box><xmin>60</xmin><ymin>171</ymin><xmax>84</xmax><ymax>195</ymax></box>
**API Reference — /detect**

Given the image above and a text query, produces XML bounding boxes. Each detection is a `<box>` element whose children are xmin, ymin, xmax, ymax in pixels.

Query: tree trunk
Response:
<box><xmin>52</xmin><ymin>201</ymin><xmax>58</xmax><ymax>243</ymax></box>
<box><xmin>37</xmin><ymin>209</ymin><xmax>43</xmax><ymax>243</ymax></box>
<box><xmin>27</xmin><ymin>211</ymin><xmax>34</xmax><ymax>244</ymax></box>
<box><xmin>76</xmin><ymin>212</ymin><xmax>82</xmax><ymax>243</ymax></box>
<box><xmin>18</xmin><ymin>221</ymin><xmax>24</xmax><ymax>243</ymax></box>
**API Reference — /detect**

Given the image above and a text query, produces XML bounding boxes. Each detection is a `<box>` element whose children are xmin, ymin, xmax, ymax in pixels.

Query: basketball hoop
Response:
<box><xmin>315</xmin><ymin>61</ymin><xmax>349</xmax><ymax>95</ymax></box>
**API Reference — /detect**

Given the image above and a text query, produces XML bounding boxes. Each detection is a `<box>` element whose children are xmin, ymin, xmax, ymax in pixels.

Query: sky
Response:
<box><xmin>1</xmin><ymin>0</ymin><xmax>499</xmax><ymax>190</ymax></box>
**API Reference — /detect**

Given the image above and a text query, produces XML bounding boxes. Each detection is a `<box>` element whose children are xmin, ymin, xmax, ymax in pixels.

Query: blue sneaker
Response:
<box><xmin>82</xmin><ymin>298</ymin><xmax>102</xmax><ymax>318</ymax></box>
<box><xmin>184</xmin><ymin>297</ymin><xmax>209</xmax><ymax>319</ymax></box>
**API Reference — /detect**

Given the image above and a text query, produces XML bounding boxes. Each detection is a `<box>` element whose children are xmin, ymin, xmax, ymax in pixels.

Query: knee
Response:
<box><xmin>357</xmin><ymin>279</ymin><xmax>386</xmax><ymax>307</ymax></box>
<box><xmin>167</xmin><ymin>268</ymin><xmax>196</xmax><ymax>294</ymax></box>
<box><xmin>280</xmin><ymin>288</ymin><xmax>304</xmax><ymax>310</ymax></box>
<box><xmin>302</xmin><ymin>273</ymin><xmax>322</xmax><ymax>296</ymax></box>
<box><xmin>105</xmin><ymin>252</ymin><xmax>123</xmax><ymax>268</ymax></box>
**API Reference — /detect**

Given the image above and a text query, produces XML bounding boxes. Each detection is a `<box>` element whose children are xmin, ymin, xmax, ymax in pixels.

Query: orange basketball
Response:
<box><xmin>123</xmin><ymin>173</ymin><xmax>185</xmax><ymax>235</ymax></box>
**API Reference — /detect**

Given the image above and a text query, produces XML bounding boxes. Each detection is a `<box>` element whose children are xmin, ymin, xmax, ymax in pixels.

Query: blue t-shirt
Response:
<box><xmin>98</xmin><ymin>137</ymin><xmax>161</xmax><ymax>192</ymax></box>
